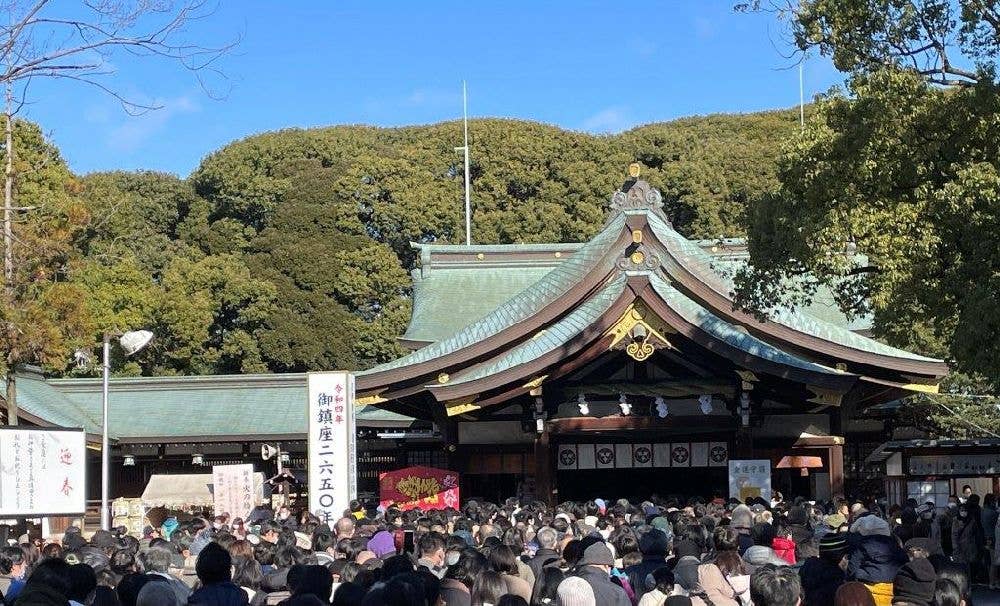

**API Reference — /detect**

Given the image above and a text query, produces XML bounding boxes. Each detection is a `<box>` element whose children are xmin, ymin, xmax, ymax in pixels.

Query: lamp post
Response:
<box><xmin>100</xmin><ymin>330</ymin><xmax>153</xmax><ymax>531</ymax></box>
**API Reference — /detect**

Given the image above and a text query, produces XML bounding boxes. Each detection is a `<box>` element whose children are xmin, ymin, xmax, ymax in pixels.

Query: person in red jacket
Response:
<box><xmin>772</xmin><ymin>534</ymin><xmax>797</xmax><ymax>565</ymax></box>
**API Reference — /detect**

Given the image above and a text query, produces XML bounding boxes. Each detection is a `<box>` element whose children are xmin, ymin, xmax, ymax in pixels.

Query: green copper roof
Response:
<box><xmin>404</xmin><ymin>267</ymin><xmax>555</xmax><ymax>344</ymax></box>
<box><xmin>12</xmin><ymin>373</ymin><xmax>102</xmax><ymax>434</ymax></box>
<box><xmin>647</xmin><ymin>274</ymin><xmax>847</xmax><ymax>376</ymax></box>
<box><xmin>645</xmin><ymin>212</ymin><xmax>940</xmax><ymax>363</ymax></box>
<box><xmin>403</xmin><ymin>240</ymin><xmax>872</xmax><ymax>347</ymax></box>
<box><xmin>441</xmin><ymin>276</ymin><xmax>628</xmax><ymax>387</ymax></box>
<box><xmin>360</xmin><ymin>213</ymin><xmax>628</xmax><ymax>375</ymax></box>
<box><xmin>15</xmin><ymin>373</ymin><xmax>413</xmax><ymax>440</ymax></box>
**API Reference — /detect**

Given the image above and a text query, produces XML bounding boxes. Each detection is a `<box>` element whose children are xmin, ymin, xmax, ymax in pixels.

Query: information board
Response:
<box><xmin>0</xmin><ymin>428</ymin><xmax>86</xmax><ymax>516</ymax></box>
<box><xmin>212</xmin><ymin>464</ymin><xmax>263</xmax><ymax>521</ymax></box>
<box><xmin>728</xmin><ymin>459</ymin><xmax>772</xmax><ymax>502</ymax></box>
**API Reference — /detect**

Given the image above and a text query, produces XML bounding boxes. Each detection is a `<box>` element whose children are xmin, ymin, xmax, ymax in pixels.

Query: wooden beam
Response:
<box><xmin>548</xmin><ymin>415</ymin><xmax>736</xmax><ymax>433</ymax></box>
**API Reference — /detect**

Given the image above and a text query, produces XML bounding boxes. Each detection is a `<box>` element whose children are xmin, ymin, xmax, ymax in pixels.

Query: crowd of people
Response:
<box><xmin>0</xmin><ymin>488</ymin><xmax>995</xmax><ymax>606</ymax></box>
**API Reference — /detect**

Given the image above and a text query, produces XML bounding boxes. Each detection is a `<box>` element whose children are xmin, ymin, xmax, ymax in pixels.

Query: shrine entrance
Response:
<box><xmin>556</xmin><ymin>466</ymin><xmax>729</xmax><ymax>502</ymax></box>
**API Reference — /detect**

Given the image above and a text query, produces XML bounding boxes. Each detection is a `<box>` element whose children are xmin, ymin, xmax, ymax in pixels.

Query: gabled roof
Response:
<box><xmin>358</xmin><ymin>177</ymin><xmax>947</xmax><ymax>416</ymax></box>
<box><xmin>10</xmin><ymin>372</ymin><xmax>415</xmax><ymax>441</ymax></box>
<box><xmin>402</xmin><ymin>234</ymin><xmax>872</xmax><ymax>347</ymax></box>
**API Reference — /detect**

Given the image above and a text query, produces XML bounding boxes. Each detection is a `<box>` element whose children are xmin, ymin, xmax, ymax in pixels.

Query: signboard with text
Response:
<box><xmin>0</xmin><ymin>428</ymin><xmax>86</xmax><ymax>516</ymax></box>
<box><xmin>379</xmin><ymin>466</ymin><xmax>460</xmax><ymax>511</ymax></box>
<box><xmin>212</xmin><ymin>464</ymin><xmax>263</xmax><ymax>521</ymax></box>
<box><xmin>728</xmin><ymin>459</ymin><xmax>772</xmax><ymax>502</ymax></box>
<box><xmin>307</xmin><ymin>372</ymin><xmax>357</xmax><ymax>527</ymax></box>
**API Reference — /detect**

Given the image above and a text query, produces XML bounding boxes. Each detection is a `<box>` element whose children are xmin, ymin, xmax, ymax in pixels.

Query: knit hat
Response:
<box><xmin>892</xmin><ymin>557</ymin><xmax>936</xmax><ymax>606</ymax></box>
<box><xmin>367</xmin><ymin>530</ymin><xmax>396</xmax><ymax>558</ymax></box>
<box><xmin>819</xmin><ymin>532</ymin><xmax>847</xmax><ymax>558</ymax></box>
<box><xmin>851</xmin><ymin>514</ymin><xmax>891</xmax><ymax>537</ymax></box>
<box><xmin>557</xmin><ymin>576</ymin><xmax>596</xmax><ymax>606</ymax></box>
<box><xmin>578</xmin><ymin>541</ymin><xmax>614</xmax><ymax>566</ymax></box>
<box><xmin>730</xmin><ymin>504</ymin><xmax>753</xmax><ymax>529</ymax></box>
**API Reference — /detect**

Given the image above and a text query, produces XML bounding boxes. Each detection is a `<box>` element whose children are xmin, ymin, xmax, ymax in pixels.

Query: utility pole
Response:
<box><xmin>454</xmin><ymin>81</ymin><xmax>472</xmax><ymax>245</ymax></box>
<box><xmin>799</xmin><ymin>60</ymin><xmax>805</xmax><ymax>131</ymax></box>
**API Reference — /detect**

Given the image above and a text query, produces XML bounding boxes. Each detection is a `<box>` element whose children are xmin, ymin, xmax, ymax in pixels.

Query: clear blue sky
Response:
<box><xmin>25</xmin><ymin>1</ymin><xmax>843</xmax><ymax>177</ymax></box>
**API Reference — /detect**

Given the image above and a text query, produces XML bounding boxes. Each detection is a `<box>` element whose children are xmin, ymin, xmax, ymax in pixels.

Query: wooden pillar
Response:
<box><xmin>829</xmin><ymin>442</ymin><xmax>845</xmax><ymax>497</ymax></box>
<box><xmin>534</xmin><ymin>429</ymin><xmax>553</xmax><ymax>506</ymax></box>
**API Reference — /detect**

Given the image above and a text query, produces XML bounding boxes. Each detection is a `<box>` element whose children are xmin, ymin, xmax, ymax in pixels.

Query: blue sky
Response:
<box><xmin>25</xmin><ymin>1</ymin><xmax>843</xmax><ymax>177</ymax></box>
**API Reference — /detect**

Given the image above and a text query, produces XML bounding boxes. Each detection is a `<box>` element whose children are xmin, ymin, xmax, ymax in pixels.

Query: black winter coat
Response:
<box><xmin>573</xmin><ymin>566</ymin><xmax>631</xmax><ymax>606</ymax></box>
<box><xmin>846</xmin><ymin>534</ymin><xmax>906</xmax><ymax>584</ymax></box>
<box><xmin>187</xmin><ymin>582</ymin><xmax>249</xmax><ymax>606</ymax></box>
<box><xmin>526</xmin><ymin>548</ymin><xmax>561</xmax><ymax>579</ymax></box>
<box><xmin>624</xmin><ymin>555</ymin><xmax>668</xmax><ymax>599</ymax></box>
<box><xmin>799</xmin><ymin>557</ymin><xmax>845</xmax><ymax>606</ymax></box>
<box><xmin>9</xmin><ymin>584</ymin><xmax>67</xmax><ymax>606</ymax></box>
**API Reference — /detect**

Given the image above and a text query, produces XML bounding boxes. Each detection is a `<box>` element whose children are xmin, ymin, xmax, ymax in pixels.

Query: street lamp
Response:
<box><xmin>100</xmin><ymin>330</ymin><xmax>153</xmax><ymax>531</ymax></box>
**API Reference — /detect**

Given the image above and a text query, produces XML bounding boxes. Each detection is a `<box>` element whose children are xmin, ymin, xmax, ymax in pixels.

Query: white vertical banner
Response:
<box><xmin>577</xmin><ymin>444</ymin><xmax>596</xmax><ymax>470</ymax></box>
<box><xmin>632</xmin><ymin>444</ymin><xmax>653</xmax><ymax>468</ymax></box>
<box><xmin>690</xmin><ymin>442</ymin><xmax>709</xmax><ymax>467</ymax></box>
<box><xmin>308</xmin><ymin>372</ymin><xmax>357</xmax><ymax>527</ymax></box>
<box><xmin>670</xmin><ymin>443</ymin><xmax>691</xmax><ymax>467</ymax></box>
<box><xmin>212</xmin><ymin>464</ymin><xmax>261</xmax><ymax>521</ymax></box>
<box><xmin>615</xmin><ymin>444</ymin><xmax>633</xmax><ymax>469</ymax></box>
<box><xmin>595</xmin><ymin>444</ymin><xmax>615</xmax><ymax>469</ymax></box>
<box><xmin>653</xmin><ymin>443</ymin><xmax>672</xmax><ymax>468</ymax></box>
<box><xmin>557</xmin><ymin>445</ymin><xmax>578</xmax><ymax>470</ymax></box>
<box><xmin>709</xmin><ymin>442</ymin><xmax>729</xmax><ymax>467</ymax></box>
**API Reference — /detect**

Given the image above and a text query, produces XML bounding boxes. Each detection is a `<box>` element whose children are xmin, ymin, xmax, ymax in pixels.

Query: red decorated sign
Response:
<box><xmin>379</xmin><ymin>466</ymin><xmax>460</xmax><ymax>511</ymax></box>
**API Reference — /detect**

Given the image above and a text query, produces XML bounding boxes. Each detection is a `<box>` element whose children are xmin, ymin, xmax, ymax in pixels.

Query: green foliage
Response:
<box><xmin>738</xmin><ymin>5</ymin><xmax>1000</xmax><ymax>387</ymax></box>
<box><xmin>6</xmin><ymin>110</ymin><xmax>801</xmax><ymax>377</ymax></box>
<box><xmin>897</xmin><ymin>375</ymin><xmax>1000</xmax><ymax>439</ymax></box>
<box><xmin>0</xmin><ymin>119</ymin><xmax>92</xmax><ymax>378</ymax></box>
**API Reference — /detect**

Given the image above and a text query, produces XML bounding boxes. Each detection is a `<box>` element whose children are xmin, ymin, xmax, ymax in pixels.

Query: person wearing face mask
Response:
<box><xmin>951</xmin><ymin>503</ymin><xmax>985</xmax><ymax>581</ymax></box>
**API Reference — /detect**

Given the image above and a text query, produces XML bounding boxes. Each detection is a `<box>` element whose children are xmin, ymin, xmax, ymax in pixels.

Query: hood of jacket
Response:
<box><xmin>743</xmin><ymin>545</ymin><xmax>788</xmax><ymax>567</ymax></box>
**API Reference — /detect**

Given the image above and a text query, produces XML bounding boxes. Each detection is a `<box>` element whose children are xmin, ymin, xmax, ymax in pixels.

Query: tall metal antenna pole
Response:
<box><xmin>461</xmin><ymin>81</ymin><xmax>471</xmax><ymax>245</ymax></box>
<box><xmin>799</xmin><ymin>60</ymin><xmax>805</xmax><ymax>131</ymax></box>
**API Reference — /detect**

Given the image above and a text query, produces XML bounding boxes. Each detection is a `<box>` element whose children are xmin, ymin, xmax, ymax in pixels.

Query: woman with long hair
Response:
<box><xmin>472</xmin><ymin>570</ymin><xmax>509</xmax><ymax>606</ymax></box>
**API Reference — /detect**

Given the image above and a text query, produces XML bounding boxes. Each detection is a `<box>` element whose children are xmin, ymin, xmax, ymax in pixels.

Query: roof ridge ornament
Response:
<box><xmin>610</xmin><ymin>164</ymin><xmax>664</xmax><ymax>214</ymax></box>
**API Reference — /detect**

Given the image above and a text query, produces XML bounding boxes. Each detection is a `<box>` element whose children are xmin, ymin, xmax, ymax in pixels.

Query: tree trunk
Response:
<box><xmin>3</xmin><ymin>82</ymin><xmax>11</xmax><ymax>292</ymax></box>
<box><xmin>3</xmin><ymin>82</ymin><xmax>14</xmax><ymax>427</ymax></box>
<box><xmin>5</xmin><ymin>374</ymin><xmax>15</xmax><ymax>426</ymax></box>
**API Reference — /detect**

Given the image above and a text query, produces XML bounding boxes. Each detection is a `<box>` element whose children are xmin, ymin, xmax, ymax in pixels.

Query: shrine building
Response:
<box><xmin>355</xmin><ymin>172</ymin><xmax>948</xmax><ymax>503</ymax></box>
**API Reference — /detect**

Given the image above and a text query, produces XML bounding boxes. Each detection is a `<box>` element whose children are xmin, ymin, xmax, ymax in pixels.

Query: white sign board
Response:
<box><xmin>729</xmin><ymin>459</ymin><xmax>772</xmax><ymax>502</ymax></box>
<box><xmin>212</xmin><ymin>464</ymin><xmax>263</xmax><ymax>521</ymax></box>
<box><xmin>307</xmin><ymin>372</ymin><xmax>357</xmax><ymax>526</ymax></box>
<box><xmin>0</xmin><ymin>428</ymin><xmax>86</xmax><ymax>516</ymax></box>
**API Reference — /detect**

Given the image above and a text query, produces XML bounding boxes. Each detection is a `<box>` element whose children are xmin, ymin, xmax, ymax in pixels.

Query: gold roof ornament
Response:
<box><xmin>628</xmin><ymin>162</ymin><xmax>641</xmax><ymax>178</ymax></box>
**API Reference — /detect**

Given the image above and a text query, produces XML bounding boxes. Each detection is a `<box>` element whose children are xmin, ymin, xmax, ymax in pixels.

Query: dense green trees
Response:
<box><xmin>21</xmin><ymin>110</ymin><xmax>796</xmax><ymax>377</ymax></box>
<box><xmin>738</xmin><ymin>1</ymin><xmax>1000</xmax><ymax>432</ymax></box>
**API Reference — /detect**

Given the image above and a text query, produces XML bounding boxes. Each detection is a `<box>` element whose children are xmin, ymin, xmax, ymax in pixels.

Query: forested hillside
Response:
<box><xmin>22</xmin><ymin>108</ymin><xmax>804</xmax><ymax>376</ymax></box>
